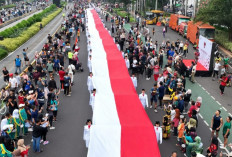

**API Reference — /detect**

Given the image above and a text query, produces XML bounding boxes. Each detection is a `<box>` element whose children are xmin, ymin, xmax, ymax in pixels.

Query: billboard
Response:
<box><xmin>198</xmin><ymin>35</ymin><xmax>213</xmax><ymax>71</ymax></box>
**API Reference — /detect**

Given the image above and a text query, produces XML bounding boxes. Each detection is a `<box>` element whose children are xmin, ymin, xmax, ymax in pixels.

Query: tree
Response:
<box><xmin>194</xmin><ymin>0</ymin><xmax>232</xmax><ymax>41</ymax></box>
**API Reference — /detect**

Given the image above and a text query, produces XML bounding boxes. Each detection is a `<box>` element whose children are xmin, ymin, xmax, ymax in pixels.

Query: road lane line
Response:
<box><xmin>229</xmin><ymin>113</ymin><xmax>232</xmax><ymax>117</ymax></box>
<box><xmin>211</xmin><ymin>96</ymin><xmax>215</xmax><ymax>100</ymax></box>
<box><xmin>209</xmin><ymin>128</ymin><xmax>212</xmax><ymax>131</ymax></box>
<box><xmin>218</xmin><ymin>138</ymin><xmax>222</xmax><ymax>144</ymax></box>
<box><xmin>204</xmin><ymin>120</ymin><xmax>209</xmax><ymax>126</ymax></box>
<box><xmin>199</xmin><ymin>114</ymin><xmax>203</xmax><ymax>119</ymax></box>
<box><xmin>202</xmin><ymin>87</ymin><xmax>206</xmax><ymax>90</ymax></box>
<box><xmin>222</xmin><ymin>107</ymin><xmax>228</xmax><ymax>111</ymax></box>
<box><xmin>216</xmin><ymin>101</ymin><xmax>222</xmax><ymax>106</ymax></box>
<box><xmin>198</xmin><ymin>83</ymin><xmax>202</xmax><ymax>87</ymax></box>
<box><xmin>206</xmin><ymin>91</ymin><xmax>210</xmax><ymax>95</ymax></box>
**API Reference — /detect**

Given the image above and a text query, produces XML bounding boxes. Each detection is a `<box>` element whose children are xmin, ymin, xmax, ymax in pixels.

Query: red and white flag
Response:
<box><xmin>87</xmin><ymin>9</ymin><xmax>161</xmax><ymax>157</ymax></box>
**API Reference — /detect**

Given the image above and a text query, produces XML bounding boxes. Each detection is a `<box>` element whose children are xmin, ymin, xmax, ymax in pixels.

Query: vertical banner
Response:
<box><xmin>198</xmin><ymin>35</ymin><xmax>213</xmax><ymax>71</ymax></box>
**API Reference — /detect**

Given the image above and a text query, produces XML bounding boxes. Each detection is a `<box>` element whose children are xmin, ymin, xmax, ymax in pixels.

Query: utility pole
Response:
<box><xmin>155</xmin><ymin>0</ymin><xmax>158</xmax><ymax>10</ymax></box>
<box><xmin>184</xmin><ymin>0</ymin><xmax>188</xmax><ymax>16</ymax></box>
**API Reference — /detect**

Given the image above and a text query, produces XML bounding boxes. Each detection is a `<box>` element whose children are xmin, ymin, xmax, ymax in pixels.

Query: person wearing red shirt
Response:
<box><xmin>59</xmin><ymin>67</ymin><xmax>65</xmax><ymax>90</ymax></box>
<box><xmin>188</xmin><ymin>101</ymin><xmax>197</xmax><ymax>118</ymax></box>
<box><xmin>18</xmin><ymin>91</ymin><xmax>24</xmax><ymax>104</ymax></box>
<box><xmin>153</xmin><ymin>64</ymin><xmax>160</xmax><ymax>81</ymax></box>
<box><xmin>219</xmin><ymin>74</ymin><xmax>228</xmax><ymax>95</ymax></box>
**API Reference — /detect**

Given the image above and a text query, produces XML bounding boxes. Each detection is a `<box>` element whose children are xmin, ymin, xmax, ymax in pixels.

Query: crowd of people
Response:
<box><xmin>0</xmin><ymin>1</ymin><xmax>48</xmax><ymax>24</ymax></box>
<box><xmin>100</xmin><ymin>6</ymin><xmax>232</xmax><ymax>157</ymax></box>
<box><xmin>0</xmin><ymin>2</ymin><xmax>87</xmax><ymax>156</ymax></box>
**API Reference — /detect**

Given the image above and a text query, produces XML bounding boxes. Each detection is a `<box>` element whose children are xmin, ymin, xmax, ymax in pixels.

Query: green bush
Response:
<box><xmin>0</xmin><ymin>4</ymin><xmax>57</xmax><ymax>38</ymax></box>
<box><xmin>0</xmin><ymin>48</ymin><xmax>8</xmax><ymax>60</ymax></box>
<box><xmin>215</xmin><ymin>29</ymin><xmax>232</xmax><ymax>52</ymax></box>
<box><xmin>0</xmin><ymin>8</ymin><xmax>62</xmax><ymax>52</ymax></box>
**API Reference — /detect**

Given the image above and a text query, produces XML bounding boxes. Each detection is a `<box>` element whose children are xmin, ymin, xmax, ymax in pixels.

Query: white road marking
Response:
<box><xmin>211</xmin><ymin>96</ymin><xmax>215</xmax><ymax>100</ymax></box>
<box><xmin>198</xmin><ymin>83</ymin><xmax>202</xmax><ymax>87</ymax></box>
<box><xmin>199</xmin><ymin>113</ymin><xmax>203</xmax><ymax>119</ymax></box>
<box><xmin>229</xmin><ymin>113</ymin><xmax>232</xmax><ymax>117</ymax></box>
<box><xmin>204</xmin><ymin>120</ymin><xmax>209</xmax><ymax>126</ymax></box>
<box><xmin>202</xmin><ymin>87</ymin><xmax>206</xmax><ymax>90</ymax></box>
<box><xmin>206</xmin><ymin>91</ymin><xmax>210</xmax><ymax>95</ymax></box>
<box><xmin>216</xmin><ymin>101</ymin><xmax>222</xmax><ymax>106</ymax></box>
<box><xmin>222</xmin><ymin>107</ymin><xmax>228</xmax><ymax>111</ymax></box>
<box><xmin>218</xmin><ymin>138</ymin><xmax>222</xmax><ymax>144</ymax></box>
<box><xmin>209</xmin><ymin>128</ymin><xmax>212</xmax><ymax>131</ymax></box>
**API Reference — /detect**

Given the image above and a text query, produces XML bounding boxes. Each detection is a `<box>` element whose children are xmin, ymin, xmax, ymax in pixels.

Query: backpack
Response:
<box><xmin>15</xmin><ymin>58</ymin><xmax>21</xmax><ymax>67</ymax></box>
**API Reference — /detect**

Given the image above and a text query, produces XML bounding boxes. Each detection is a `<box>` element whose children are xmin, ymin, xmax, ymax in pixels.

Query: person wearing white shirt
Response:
<box><xmin>68</xmin><ymin>64</ymin><xmax>75</xmax><ymax>83</ymax></box>
<box><xmin>139</xmin><ymin>89</ymin><xmax>148</xmax><ymax>108</ymax></box>
<box><xmin>131</xmin><ymin>74</ymin><xmax>137</xmax><ymax>89</ymax></box>
<box><xmin>87</xmin><ymin>41</ymin><xmax>92</xmax><ymax>52</ymax></box>
<box><xmin>87</xmin><ymin>72</ymin><xmax>94</xmax><ymax>94</ymax></box>
<box><xmin>9</xmin><ymin>74</ymin><xmax>17</xmax><ymax>90</ymax></box>
<box><xmin>116</xmin><ymin>42</ymin><xmax>120</xmax><ymax>51</ymax></box>
<box><xmin>213</xmin><ymin>60</ymin><xmax>221</xmax><ymax>79</ymax></box>
<box><xmin>83</xmin><ymin>119</ymin><xmax>92</xmax><ymax>148</ymax></box>
<box><xmin>88</xmin><ymin>49</ymin><xmax>92</xmax><ymax>57</ymax></box>
<box><xmin>89</xmin><ymin>89</ymin><xmax>96</xmax><ymax>111</ymax></box>
<box><xmin>121</xmin><ymin>51</ymin><xmax>124</xmax><ymax>58</ymax></box>
<box><xmin>125</xmin><ymin>56</ymin><xmax>130</xmax><ymax>69</ymax></box>
<box><xmin>157</xmin><ymin>74</ymin><xmax>164</xmax><ymax>87</ymax></box>
<box><xmin>132</xmin><ymin>57</ymin><xmax>137</xmax><ymax>68</ymax></box>
<box><xmin>154</xmin><ymin>121</ymin><xmax>162</xmax><ymax>144</ymax></box>
<box><xmin>88</xmin><ymin>55</ymin><xmax>92</xmax><ymax>72</ymax></box>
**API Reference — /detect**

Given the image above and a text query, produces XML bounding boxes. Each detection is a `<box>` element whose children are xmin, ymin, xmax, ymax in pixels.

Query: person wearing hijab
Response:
<box><xmin>5</xmin><ymin>113</ymin><xmax>15</xmax><ymax>140</ymax></box>
<box><xmin>19</xmin><ymin>104</ymin><xmax>28</xmax><ymax>136</ymax></box>
<box><xmin>185</xmin><ymin>136</ymin><xmax>203</xmax><ymax>157</ymax></box>
<box><xmin>12</xmin><ymin>109</ymin><xmax>20</xmax><ymax>139</ymax></box>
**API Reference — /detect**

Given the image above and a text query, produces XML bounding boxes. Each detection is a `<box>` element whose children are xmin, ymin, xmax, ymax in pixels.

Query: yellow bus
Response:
<box><xmin>145</xmin><ymin>10</ymin><xmax>164</xmax><ymax>25</ymax></box>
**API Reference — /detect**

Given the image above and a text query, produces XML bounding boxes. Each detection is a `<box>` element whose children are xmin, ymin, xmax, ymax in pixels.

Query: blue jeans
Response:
<box><xmin>15</xmin><ymin>66</ymin><xmax>21</xmax><ymax>73</ymax></box>
<box><xmin>33</xmin><ymin>136</ymin><xmax>41</xmax><ymax>152</ymax></box>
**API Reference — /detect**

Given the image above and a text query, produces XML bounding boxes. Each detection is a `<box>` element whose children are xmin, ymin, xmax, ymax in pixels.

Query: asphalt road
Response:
<box><xmin>0</xmin><ymin>6</ymin><xmax>231</xmax><ymax>157</ymax></box>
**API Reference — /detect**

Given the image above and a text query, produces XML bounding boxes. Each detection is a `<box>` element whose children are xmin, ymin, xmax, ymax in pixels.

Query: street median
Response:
<box><xmin>0</xmin><ymin>4</ymin><xmax>62</xmax><ymax>59</ymax></box>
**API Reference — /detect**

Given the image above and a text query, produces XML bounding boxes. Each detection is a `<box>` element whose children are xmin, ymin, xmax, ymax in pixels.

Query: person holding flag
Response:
<box><xmin>12</xmin><ymin>109</ymin><xmax>21</xmax><ymax>139</ymax></box>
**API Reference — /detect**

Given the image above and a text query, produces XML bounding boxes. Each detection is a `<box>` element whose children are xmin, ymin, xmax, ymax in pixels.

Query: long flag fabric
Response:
<box><xmin>87</xmin><ymin>9</ymin><xmax>161</xmax><ymax>157</ymax></box>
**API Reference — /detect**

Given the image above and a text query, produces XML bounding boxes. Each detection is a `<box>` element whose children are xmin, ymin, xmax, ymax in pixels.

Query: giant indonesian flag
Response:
<box><xmin>87</xmin><ymin>9</ymin><xmax>161</xmax><ymax>157</ymax></box>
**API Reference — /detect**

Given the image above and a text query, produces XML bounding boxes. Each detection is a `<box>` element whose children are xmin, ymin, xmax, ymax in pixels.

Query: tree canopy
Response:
<box><xmin>194</xmin><ymin>0</ymin><xmax>232</xmax><ymax>40</ymax></box>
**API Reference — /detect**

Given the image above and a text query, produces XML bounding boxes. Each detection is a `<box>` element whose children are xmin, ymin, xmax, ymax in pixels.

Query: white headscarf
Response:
<box><xmin>13</xmin><ymin>109</ymin><xmax>19</xmax><ymax>119</ymax></box>
<box><xmin>1</xmin><ymin>118</ymin><xmax>8</xmax><ymax>131</ymax></box>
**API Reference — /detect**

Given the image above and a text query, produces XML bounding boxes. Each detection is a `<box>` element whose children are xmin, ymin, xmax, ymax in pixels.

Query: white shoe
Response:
<box><xmin>40</xmin><ymin>140</ymin><xmax>43</xmax><ymax>144</ymax></box>
<box><xmin>28</xmin><ymin>128</ymin><xmax>33</xmax><ymax>132</ymax></box>
<box><xmin>148</xmin><ymin>78</ymin><xmax>150</xmax><ymax>80</ymax></box>
<box><xmin>220</xmin><ymin>146</ymin><xmax>226</xmax><ymax>149</ymax></box>
<box><xmin>31</xmin><ymin>139</ymin><xmax>33</xmax><ymax>142</ymax></box>
<box><xmin>50</xmin><ymin>126</ymin><xmax>55</xmax><ymax>130</ymax></box>
<box><xmin>154</xmin><ymin>109</ymin><xmax>158</xmax><ymax>112</ymax></box>
<box><xmin>146</xmin><ymin>78</ymin><xmax>149</xmax><ymax>80</ymax></box>
<box><xmin>150</xmin><ymin>106</ymin><xmax>152</xmax><ymax>108</ymax></box>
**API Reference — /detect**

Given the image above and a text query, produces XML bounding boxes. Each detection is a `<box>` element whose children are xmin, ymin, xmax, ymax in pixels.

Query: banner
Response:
<box><xmin>198</xmin><ymin>35</ymin><xmax>213</xmax><ymax>71</ymax></box>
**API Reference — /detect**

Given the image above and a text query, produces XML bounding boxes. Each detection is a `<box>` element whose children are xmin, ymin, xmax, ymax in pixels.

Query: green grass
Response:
<box><xmin>0</xmin><ymin>4</ymin><xmax>16</xmax><ymax>10</ymax></box>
